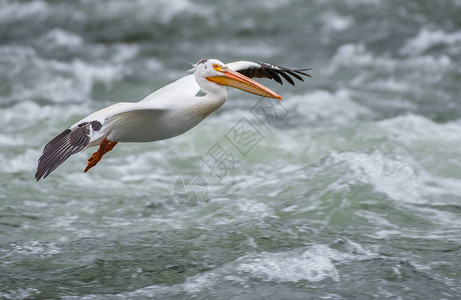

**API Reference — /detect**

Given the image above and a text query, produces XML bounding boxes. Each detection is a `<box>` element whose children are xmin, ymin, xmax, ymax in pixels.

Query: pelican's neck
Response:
<box><xmin>195</xmin><ymin>74</ymin><xmax>228</xmax><ymax>106</ymax></box>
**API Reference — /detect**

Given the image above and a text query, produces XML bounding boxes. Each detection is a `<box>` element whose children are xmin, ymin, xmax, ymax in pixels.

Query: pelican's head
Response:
<box><xmin>193</xmin><ymin>58</ymin><xmax>281</xmax><ymax>100</ymax></box>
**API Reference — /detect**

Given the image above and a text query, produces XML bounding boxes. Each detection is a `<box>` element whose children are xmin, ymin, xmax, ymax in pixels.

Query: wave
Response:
<box><xmin>400</xmin><ymin>28</ymin><xmax>461</xmax><ymax>56</ymax></box>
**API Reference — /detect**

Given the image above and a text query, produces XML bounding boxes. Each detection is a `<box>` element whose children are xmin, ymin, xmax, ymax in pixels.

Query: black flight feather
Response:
<box><xmin>35</xmin><ymin>121</ymin><xmax>102</xmax><ymax>181</ymax></box>
<box><xmin>236</xmin><ymin>62</ymin><xmax>311</xmax><ymax>86</ymax></box>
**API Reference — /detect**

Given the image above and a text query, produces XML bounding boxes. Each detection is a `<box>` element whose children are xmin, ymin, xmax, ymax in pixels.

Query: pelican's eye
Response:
<box><xmin>212</xmin><ymin>63</ymin><xmax>221</xmax><ymax>71</ymax></box>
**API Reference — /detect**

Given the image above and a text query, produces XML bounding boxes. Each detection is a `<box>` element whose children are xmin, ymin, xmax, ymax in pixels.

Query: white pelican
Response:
<box><xmin>35</xmin><ymin>59</ymin><xmax>311</xmax><ymax>180</ymax></box>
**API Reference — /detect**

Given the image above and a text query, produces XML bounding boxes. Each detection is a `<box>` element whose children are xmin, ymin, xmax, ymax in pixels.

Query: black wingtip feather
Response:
<box><xmin>276</xmin><ymin>70</ymin><xmax>295</xmax><ymax>86</ymax></box>
<box><xmin>34</xmin><ymin>129</ymin><xmax>86</xmax><ymax>181</ymax></box>
<box><xmin>295</xmin><ymin>68</ymin><xmax>313</xmax><ymax>77</ymax></box>
<box><xmin>284</xmin><ymin>70</ymin><xmax>304</xmax><ymax>81</ymax></box>
<box><xmin>264</xmin><ymin>69</ymin><xmax>283</xmax><ymax>85</ymax></box>
<box><xmin>237</xmin><ymin>62</ymin><xmax>312</xmax><ymax>86</ymax></box>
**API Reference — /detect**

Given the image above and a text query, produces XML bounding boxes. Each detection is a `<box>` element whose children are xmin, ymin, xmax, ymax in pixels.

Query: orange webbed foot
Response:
<box><xmin>83</xmin><ymin>137</ymin><xmax>118</xmax><ymax>173</ymax></box>
<box><xmin>87</xmin><ymin>152</ymin><xmax>98</xmax><ymax>163</ymax></box>
<box><xmin>84</xmin><ymin>156</ymin><xmax>100</xmax><ymax>172</ymax></box>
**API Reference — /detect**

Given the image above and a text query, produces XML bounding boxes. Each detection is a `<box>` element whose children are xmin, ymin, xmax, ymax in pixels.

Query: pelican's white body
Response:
<box><xmin>75</xmin><ymin>60</ymin><xmax>234</xmax><ymax>148</ymax></box>
<box><xmin>35</xmin><ymin>58</ymin><xmax>311</xmax><ymax>180</ymax></box>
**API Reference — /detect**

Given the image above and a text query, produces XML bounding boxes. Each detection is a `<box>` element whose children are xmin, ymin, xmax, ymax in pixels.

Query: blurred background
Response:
<box><xmin>1</xmin><ymin>0</ymin><xmax>461</xmax><ymax>298</ymax></box>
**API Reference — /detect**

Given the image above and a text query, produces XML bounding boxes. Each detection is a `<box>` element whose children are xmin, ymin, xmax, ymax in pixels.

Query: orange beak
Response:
<box><xmin>206</xmin><ymin>67</ymin><xmax>282</xmax><ymax>100</ymax></box>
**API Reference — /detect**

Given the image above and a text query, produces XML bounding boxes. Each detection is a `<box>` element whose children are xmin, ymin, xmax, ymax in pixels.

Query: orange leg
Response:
<box><xmin>84</xmin><ymin>137</ymin><xmax>118</xmax><ymax>172</ymax></box>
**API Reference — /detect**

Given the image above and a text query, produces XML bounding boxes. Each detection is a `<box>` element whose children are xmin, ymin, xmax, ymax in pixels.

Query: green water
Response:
<box><xmin>1</xmin><ymin>0</ymin><xmax>461</xmax><ymax>299</ymax></box>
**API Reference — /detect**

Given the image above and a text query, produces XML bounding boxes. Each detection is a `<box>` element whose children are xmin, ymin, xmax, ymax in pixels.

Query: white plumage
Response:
<box><xmin>35</xmin><ymin>58</ymin><xmax>311</xmax><ymax>180</ymax></box>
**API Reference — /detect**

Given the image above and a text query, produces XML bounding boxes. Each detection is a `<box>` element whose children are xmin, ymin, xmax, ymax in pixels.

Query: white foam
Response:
<box><xmin>0</xmin><ymin>45</ymin><xmax>129</xmax><ymax>103</ymax></box>
<box><xmin>320</xmin><ymin>12</ymin><xmax>354</xmax><ymax>32</ymax></box>
<box><xmin>328</xmin><ymin>43</ymin><xmax>452</xmax><ymax>75</ymax></box>
<box><xmin>43</xmin><ymin>29</ymin><xmax>84</xmax><ymax>48</ymax></box>
<box><xmin>341</xmin><ymin>0</ymin><xmax>382</xmax><ymax>6</ymax></box>
<box><xmin>0</xmin><ymin>288</ymin><xmax>41</xmax><ymax>300</ymax></box>
<box><xmin>0</xmin><ymin>101</ymin><xmax>90</xmax><ymax>131</ymax></box>
<box><xmin>285</xmin><ymin>89</ymin><xmax>372</xmax><ymax>124</ymax></box>
<box><xmin>144</xmin><ymin>58</ymin><xmax>164</xmax><ymax>72</ymax></box>
<box><xmin>236</xmin><ymin>200</ymin><xmax>274</xmax><ymax>218</ymax></box>
<box><xmin>256</xmin><ymin>0</ymin><xmax>293</xmax><ymax>9</ymax></box>
<box><xmin>24</xmin><ymin>200</ymin><xmax>49</xmax><ymax>208</ymax></box>
<box><xmin>330</xmin><ymin>127</ymin><xmax>461</xmax><ymax>208</ymax></box>
<box><xmin>365</xmin><ymin>78</ymin><xmax>420</xmax><ymax>95</ymax></box>
<box><xmin>234</xmin><ymin>242</ymin><xmax>375</xmax><ymax>283</ymax></box>
<box><xmin>400</xmin><ymin>28</ymin><xmax>461</xmax><ymax>56</ymax></box>
<box><xmin>331</xmin><ymin>150</ymin><xmax>423</xmax><ymax>203</ymax></box>
<box><xmin>378</xmin><ymin>114</ymin><xmax>461</xmax><ymax>144</ymax></box>
<box><xmin>0</xmin><ymin>0</ymin><xmax>49</xmax><ymax>23</ymax></box>
<box><xmin>0</xmin><ymin>134</ymin><xmax>26</xmax><ymax>146</ymax></box>
<box><xmin>2</xmin><ymin>241</ymin><xmax>60</xmax><ymax>258</ymax></box>
<box><xmin>0</xmin><ymin>148</ymin><xmax>40</xmax><ymax>173</ymax></box>
<box><xmin>110</xmin><ymin>44</ymin><xmax>140</xmax><ymax>63</ymax></box>
<box><xmin>81</xmin><ymin>0</ymin><xmax>212</xmax><ymax>24</ymax></box>
<box><xmin>313</xmin><ymin>0</ymin><xmax>382</xmax><ymax>6</ymax></box>
<box><xmin>81</xmin><ymin>241</ymin><xmax>376</xmax><ymax>299</ymax></box>
<box><xmin>236</xmin><ymin>246</ymin><xmax>340</xmax><ymax>282</ymax></box>
<box><xmin>215</xmin><ymin>41</ymin><xmax>279</xmax><ymax>58</ymax></box>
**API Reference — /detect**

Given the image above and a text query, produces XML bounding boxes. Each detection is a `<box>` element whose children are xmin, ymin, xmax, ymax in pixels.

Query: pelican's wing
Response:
<box><xmin>139</xmin><ymin>74</ymin><xmax>199</xmax><ymax>103</ymax></box>
<box><xmin>35</xmin><ymin>102</ymin><xmax>165</xmax><ymax>181</ymax></box>
<box><xmin>139</xmin><ymin>61</ymin><xmax>311</xmax><ymax>103</ymax></box>
<box><xmin>226</xmin><ymin>61</ymin><xmax>312</xmax><ymax>86</ymax></box>
<box><xmin>35</xmin><ymin>119</ymin><xmax>104</xmax><ymax>181</ymax></box>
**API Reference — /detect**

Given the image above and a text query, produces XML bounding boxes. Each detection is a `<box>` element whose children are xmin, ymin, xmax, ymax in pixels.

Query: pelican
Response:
<box><xmin>35</xmin><ymin>59</ymin><xmax>311</xmax><ymax>181</ymax></box>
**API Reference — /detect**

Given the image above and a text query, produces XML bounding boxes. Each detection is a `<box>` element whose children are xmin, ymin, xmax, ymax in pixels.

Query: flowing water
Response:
<box><xmin>1</xmin><ymin>0</ymin><xmax>461</xmax><ymax>299</ymax></box>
